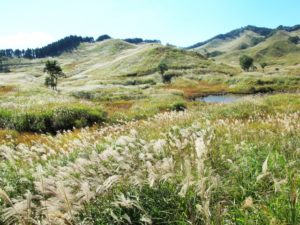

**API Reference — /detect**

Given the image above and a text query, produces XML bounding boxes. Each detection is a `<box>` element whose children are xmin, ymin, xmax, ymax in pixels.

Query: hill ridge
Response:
<box><xmin>187</xmin><ymin>24</ymin><xmax>300</xmax><ymax>49</ymax></box>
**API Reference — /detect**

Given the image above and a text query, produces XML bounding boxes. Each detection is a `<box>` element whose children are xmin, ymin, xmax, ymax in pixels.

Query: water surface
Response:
<box><xmin>196</xmin><ymin>94</ymin><xmax>248</xmax><ymax>103</ymax></box>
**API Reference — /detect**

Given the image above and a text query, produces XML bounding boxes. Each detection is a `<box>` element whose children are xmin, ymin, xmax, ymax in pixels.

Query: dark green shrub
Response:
<box><xmin>254</xmin><ymin>86</ymin><xmax>274</xmax><ymax>93</ymax></box>
<box><xmin>50</xmin><ymin>106</ymin><xmax>106</xmax><ymax>132</ymax></box>
<box><xmin>238</xmin><ymin>43</ymin><xmax>249</xmax><ymax>50</ymax></box>
<box><xmin>0</xmin><ymin>106</ymin><xmax>107</xmax><ymax>133</ymax></box>
<box><xmin>208</xmin><ymin>51</ymin><xmax>224</xmax><ymax>57</ymax></box>
<box><xmin>171</xmin><ymin>102</ymin><xmax>187</xmax><ymax>111</ymax></box>
<box><xmin>288</xmin><ymin>36</ymin><xmax>300</xmax><ymax>44</ymax></box>
<box><xmin>249</xmin><ymin>86</ymin><xmax>274</xmax><ymax>94</ymax></box>
<box><xmin>125</xmin><ymin>79</ymin><xmax>156</xmax><ymax>86</ymax></box>
<box><xmin>13</xmin><ymin>112</ymin><xmax>51</xmax><ymax>132</ymax></box>
<box><xmin>239</xmin><ymin>55</ymin><xmax>254</xmax><ymax>71</ymax></box>
<box><xmin>251</xmin><ymin>37</ymin><xmax>265</xmax><ymax>46</ymax></box>
<box><xmin>162</xmin><ymin>74</ymin><xmax>174</xmax><ymax>83</ymax></box>
<box><xmin>255</xmin><ymin>79</ymin><xmax>274</xmax><ymax>85</ymax></box>
<box><xmin>72</xmin><ymin>91</ymin><xmax>94</xmax><ymax>100</ymax></box>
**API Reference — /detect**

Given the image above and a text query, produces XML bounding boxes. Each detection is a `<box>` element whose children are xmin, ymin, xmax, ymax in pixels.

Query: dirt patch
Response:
<box><xmin>104</xmin><ymin>101</ymin><xmax>134</xmax><ymax>116</ymax></box>
<box><xmin>0</xmin><ymin>86</ymin><xmax>16</xmax><ymax>94</ymax></box>
<box><xmin>164</xmin><ymin>81</ymin><xmax>229</xmax><ymax>98</ymax></box>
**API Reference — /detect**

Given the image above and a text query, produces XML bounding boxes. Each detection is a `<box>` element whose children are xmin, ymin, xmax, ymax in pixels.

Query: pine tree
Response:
<box><xmin>43</xmin><ymin>60</ymin><xmax>65</xmax><ymax>90</ymax></box>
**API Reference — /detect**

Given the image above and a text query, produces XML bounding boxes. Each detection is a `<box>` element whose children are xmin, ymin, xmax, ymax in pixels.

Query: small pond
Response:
<box><xmin>195</xmin><ymin>94</ymin><xmax>249</xmax><ymax>103</ymax></box>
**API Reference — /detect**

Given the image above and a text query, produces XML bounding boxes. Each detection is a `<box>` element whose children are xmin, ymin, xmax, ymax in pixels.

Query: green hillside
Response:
<box><xmin>191</xmin><ymin>30</ymin><xmax>266</xmax><ymax>56</ymax></box>
<box><xmin>220</xmin><ymin>31</ymin><xmax>299</xmax><ymax>67</ymax></box>
<box><xmin>61</xmin><ymin>39</ymin><xmax>234</xmax><ymax>78</ymax></box>
<box><xmin>1</xmin><ymin>35</ymin><xmax>299</xmax><ymax>105</ymax></box>
<box><xmin>1</xmin><ymin>39</ymin><xmax>238</xmax><ymax>91</ymax></box>
<box><xmin>0</xmin><ymin>39</ymin><xmax>242</xmax><ymax>125</ymax></box>
<box><xmin>0</xmin><ymin>26</ymin><xmax>300</xmax><ymax>225</ymax></box>
<box><xmin>190</xmin><ymin>27</ymin><xmax>300</xmax><ymax>75</ymax></box>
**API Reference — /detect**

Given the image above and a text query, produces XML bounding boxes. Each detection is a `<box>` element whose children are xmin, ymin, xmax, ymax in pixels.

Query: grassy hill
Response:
<box><xmin>1</xmin><ymin>36</ymin><xmax>299</xmax><ymax>110</ymax></box>
<box><xmin>0</xmin><ymin>39</ymin><xmax>242</xmax><ymax>128</ymax></box>
<box><xmin>0</xmin><ymin>29</ymin><xmax>300</xmax><ymax>224</ymax></box>
<box><xmin>1</xmin><ymin>39</ymin><xmax>238</xmax><ymax>93</ymax></box>
<box><xmin>190</xmin><ymin>29</ymin><xmax>266</xmax><ymax>56</ymax></box>
<box><xmin>189</xmin><ymin>25</ymin><xmax>300</xmax><ymax>75</ymax></box>
<box><xmin>61</xmin><ymin>39</ymin><xmax>236</xmax><ymax>79</ymax></box>
<box><xmin>187</xmin><ymin>25</ymin><xmax>273</xmax><ymax>50</ymax></box>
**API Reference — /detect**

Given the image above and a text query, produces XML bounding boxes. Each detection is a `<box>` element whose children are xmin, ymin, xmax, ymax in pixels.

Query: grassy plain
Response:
<box><xmin>0</xmin><ymin>39</ymin><xmax>299</xmax><ymax>224</ymax></box>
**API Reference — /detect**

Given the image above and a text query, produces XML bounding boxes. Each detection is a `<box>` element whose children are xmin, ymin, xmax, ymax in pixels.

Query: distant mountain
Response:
<box><xmin>186</xmin><ymin>25</ymin><xmax>273</xmax><ymax>49</ymax></box>
<box><xmin>1</xmin><ymin>24</ymin><xmax>299</xmax><ymax>67</ymax></box>
<box><xmin>187</xmin><ymin>24</ymin><xmax>300</xmax><ymax>50</ymax></box>
<box><xmin>187</xmin><ymin>24</ymin><xmax>300</xmax><ymax>68</ymax></box>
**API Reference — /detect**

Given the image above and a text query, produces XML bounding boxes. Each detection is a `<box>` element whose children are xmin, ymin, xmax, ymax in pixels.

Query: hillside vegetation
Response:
<box><xmin>0</xmin><ymin>26</ymin><xmax>299</xmax><ymax>224</ymax></box>
<box><xmin>0</xmin><ymin>93</ymin><xmax>299</xmax><ymax>224</ymax></box>
<box><xmin>0</xmin><ymin>39</ymin><xmax>239</xmax><ymax>96</ymax></box>
<box><xmin>189</xmin><ymin>25</ymin><xmax>300</xmax><ymax>75</ymax></box>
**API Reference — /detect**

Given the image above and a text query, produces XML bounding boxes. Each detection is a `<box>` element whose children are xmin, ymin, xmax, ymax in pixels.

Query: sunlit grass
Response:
<box><xmin>0</xmin><ymin>93</ymin><xmax>299</xmax><ymax>224</ymax></box>
<box><xmin>0</xmin><ymin>38</ymin><xmax>300</xmax><ymax>224</ymax></box>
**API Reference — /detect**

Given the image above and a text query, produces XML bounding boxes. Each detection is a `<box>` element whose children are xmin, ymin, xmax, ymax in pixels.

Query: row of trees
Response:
<box><xmin>0</xmin><ymin>35</ymin><xmax>100</xmax><ymax>59</ymax></box>
<box><xmin>1</xmin><ymin>36</ymin><xmax>94</xmax><ymax>59</ymax></box>
<box><xmin>123</xmin><ymin>38</ymin><xmax>161</xmax><ymax>44</ymax></box>
<box><xmin>36</xmin><ymin>35</ymin><xmax>94</xmax><ymax>58</ymax></box>
<box><xmin>0</xmin><ymin>35</ymin><xmax>161</xmax><ymax>60</ymax></box>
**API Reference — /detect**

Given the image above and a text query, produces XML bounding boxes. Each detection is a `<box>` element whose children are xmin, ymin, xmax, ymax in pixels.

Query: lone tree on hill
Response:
<box><xmin>158</xmin><ymin>62</ymin><xmax>168</xmax><ymax>75</ymax></box>
<box><xmin>158</xmin><ymin>62</ymin><xmax>172</xmax><ymax>83</ymax></box>
<box><xmin>239</xmin><ymin>55</ymin><xmax>254</xmax><ymax>71</ymax></box>
<box><xmin>43</xmin><ymin>60</ymin><xmax>65</xmax><ymax>90</ymax></box>
<box><xmin>260</xmin><ymin>62</ymin><xmax>267</xmax><ymax>72</ymax></box>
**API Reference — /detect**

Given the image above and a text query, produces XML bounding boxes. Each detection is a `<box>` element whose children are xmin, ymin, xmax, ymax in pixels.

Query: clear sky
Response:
<box><xmin>0</xmin><ymin>0</ymin><xmax>299</xmax><ymax>49</ymax></box>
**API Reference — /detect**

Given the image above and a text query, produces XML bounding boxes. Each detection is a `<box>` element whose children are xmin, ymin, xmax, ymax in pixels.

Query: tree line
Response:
<box><xmin>0</xmin><ymin>35</ymin><xmax>94</xmax><ymax>59</ymax></box>
<box><xmin>123</xmin><ymin>38</ymin><xmax>161</xmax><ymax>44</ymax></box>
<box><xmin>0</xmin><ymin>35</ymin><xmax>161</xmax><ymax>60</ymax></box>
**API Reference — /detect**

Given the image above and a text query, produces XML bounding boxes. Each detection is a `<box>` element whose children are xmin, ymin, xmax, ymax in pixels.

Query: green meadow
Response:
<box><xmin>0</xmin><ymin>30</ymin><xmax>299</xmax><ymax>224</ymax></box>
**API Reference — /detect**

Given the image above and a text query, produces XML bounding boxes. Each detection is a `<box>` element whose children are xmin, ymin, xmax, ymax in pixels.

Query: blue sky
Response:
<box><xmin>0</xmin><ymin>0</ymin><xmax>299</xmax><ymax>49</ymax></box>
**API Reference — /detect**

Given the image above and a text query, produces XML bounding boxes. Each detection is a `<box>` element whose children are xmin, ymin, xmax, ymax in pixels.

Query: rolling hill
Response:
<box><xmin>1</xmin><ymin>39</ymin><xmax>238</xmax><ymax>92</ymax></box>
<box><xmin>187</xmin><ymin>25</ymin><xmax>273</xmax><ymax>53</ymax></box>
<box><xmin>188</xmin><ymin>25</ymin><xmax>300</xmax><ymax>74</ymax></box>
<box><xmin>1</xmin><ymin>26</ymin><xmax>299</xmax><ymax>105</ymax></box>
